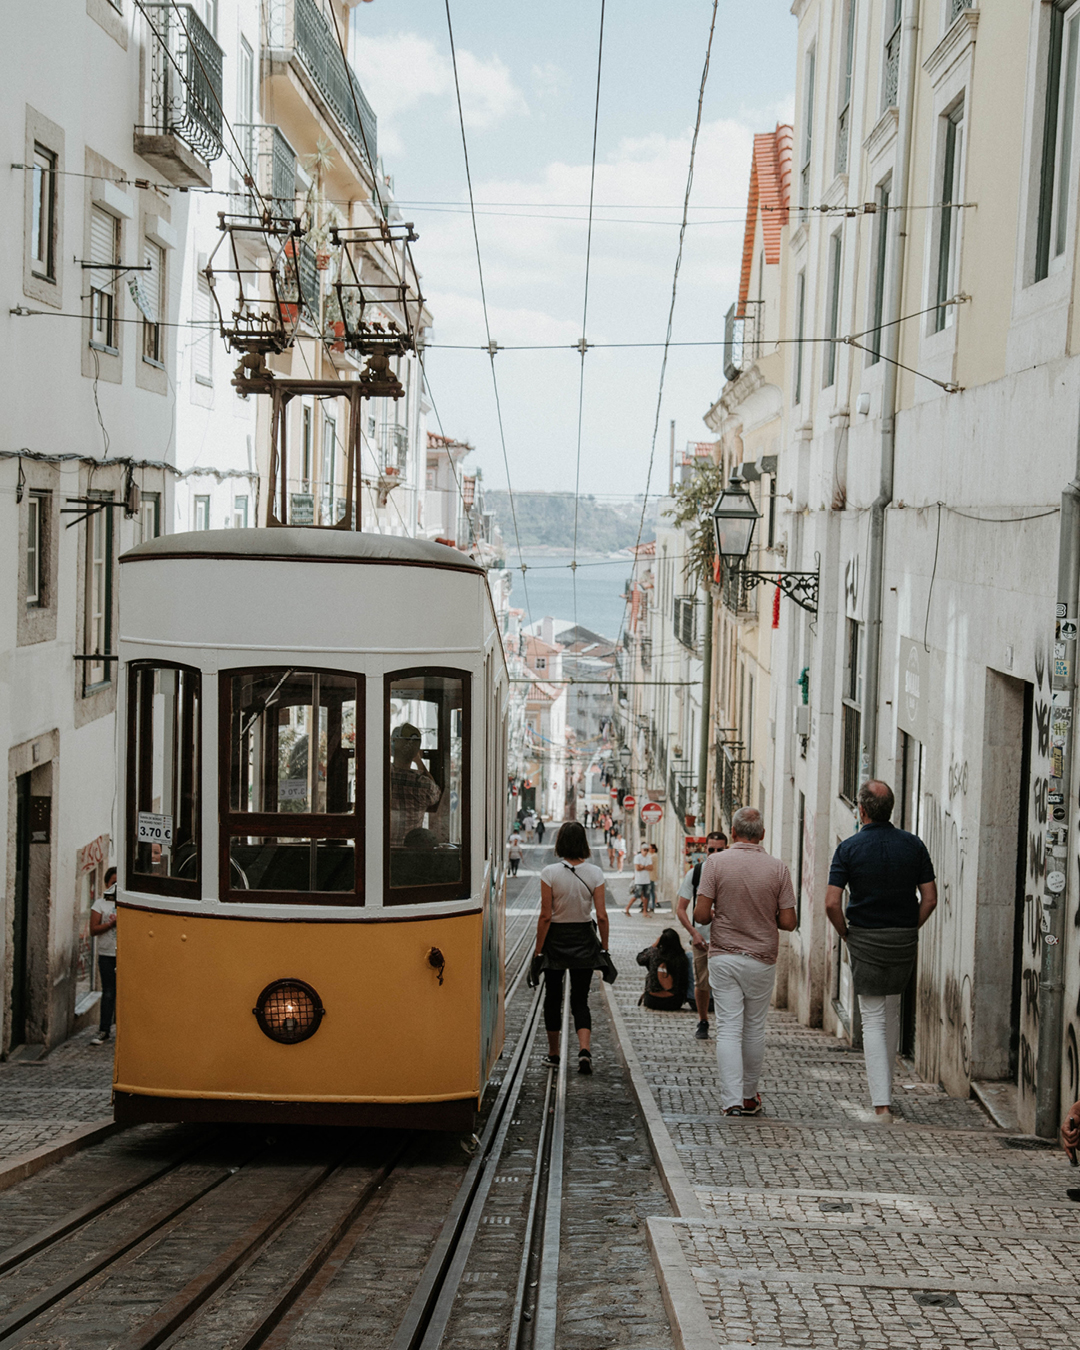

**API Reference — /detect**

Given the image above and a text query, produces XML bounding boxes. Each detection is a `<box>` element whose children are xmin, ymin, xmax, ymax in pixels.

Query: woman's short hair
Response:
<box><xmin>555</xmin><ymin>821</ymin><xmax>590</xmax><ymax>859</ymax></box>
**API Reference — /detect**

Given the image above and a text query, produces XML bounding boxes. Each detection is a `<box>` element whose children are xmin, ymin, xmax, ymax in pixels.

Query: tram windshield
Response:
<box><xmin>222</xmin><ymin>669</ymin><xmax>361</xmax><ymax>903</ymax></box>
<box><xmin>387</xmin><ymin>672</ymin><xmax>468</xmax><ymax>898</ymax></box>
<box><xmin>127</xmin><ymin>663</ymin><xmax>200</xmax><ymax>895</ymax></box>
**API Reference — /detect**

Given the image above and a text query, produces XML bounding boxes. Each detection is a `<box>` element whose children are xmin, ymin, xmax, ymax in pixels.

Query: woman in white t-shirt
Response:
<box><xmin>89</xmin><ymin>866</ymin><xmax>118</xmax><ymax>1046</ymax></box>
<box><xmin>534</xmin><ymin>821</ymin><xmax>609</xmax><ymax>1075</ymax></box>
<box><xmin>507</xmin><ymin>830</ymin><xmax>524</xmax><ymax>877</ymax></box>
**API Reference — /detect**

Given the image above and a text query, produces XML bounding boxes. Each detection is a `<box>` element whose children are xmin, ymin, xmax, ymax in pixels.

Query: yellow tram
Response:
<box><xmin>112</xmin><ymin>530</ymin><xmax>508</xmax><ymax>1130</ymax></box>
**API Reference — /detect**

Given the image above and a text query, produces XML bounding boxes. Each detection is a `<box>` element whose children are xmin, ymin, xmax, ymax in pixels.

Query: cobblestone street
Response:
<box><xmin>0</xmin><ymin>1030</ymin><xmax>114</xmax><ymax>1167</ymax></box>
<box><xmin>603</xmin><ymin>891</ymin><xmax>1080</xmax><ymax>1350</ymax></box>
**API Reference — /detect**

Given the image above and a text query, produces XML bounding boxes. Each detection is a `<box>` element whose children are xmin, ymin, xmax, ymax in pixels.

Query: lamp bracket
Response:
<box><xmin>734</xmin><ymin>567</ymin><xmax>819</xmax><ymax>615</ymax></box>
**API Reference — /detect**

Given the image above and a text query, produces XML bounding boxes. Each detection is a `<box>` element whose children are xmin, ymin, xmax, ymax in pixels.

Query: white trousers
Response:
<box><xmin>859</xmin><ymin>993</ymin><xmax>901</xmax><ymax>1107</ymax></box>
<box><xmin>708</xmin><ymin>952</ymin><xmax>776</xmax><ymax>1111</ymax></box>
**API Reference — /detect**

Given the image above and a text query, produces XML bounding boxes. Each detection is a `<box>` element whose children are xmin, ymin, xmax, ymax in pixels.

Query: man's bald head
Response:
<box><xmin>731</xmin><ymin>806</ymin><xmax>765</xmax><ymax>842</ymax></box>
<box><xmin>857</xmin><ymin>780</ymin><xmax>895</xmax><ymax>823</ymax></box>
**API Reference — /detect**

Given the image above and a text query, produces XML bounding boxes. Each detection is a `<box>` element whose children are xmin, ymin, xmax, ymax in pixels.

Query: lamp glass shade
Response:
<box><xmin>618</xmin><ymin>746</ymin><xmax>632</xmax><ymax>766</ymax></box>
<box><xmin>711</xmin><ymin>482</ymin><xmax>760</xmax><ymax>560</ymax></box>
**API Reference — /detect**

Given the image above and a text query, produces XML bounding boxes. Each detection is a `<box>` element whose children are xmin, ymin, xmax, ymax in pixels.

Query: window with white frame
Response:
<box><xmin>194</xmin><ymin>270</ymin><xmax>213</xmax><ymax>384</ymax></box>
<box><xmin>194</xmin><ymin>496</ymin><xmax>210</xmax><ymax>531</ymax></box>
<box><xmin>1035</xmin><ymin>0</ymin><xmax>1080</xmax><ymax>282</ymax></box>
<box><xmin>30</xmin><ymin>144</ymin><xmax>57</xmax><ymax>280</ymax></box>
<box><xmin>868</xmin><ymin>179</ymin><xmax>891</xmax><ymax>363</ymax></box>
<box><xmin>836</xmin><ymin>0</ymin><xmax>856</xmax><ymax>175</ymax></box>
<box><xmin>933</xmin><ymin>101</ymin><xmax>964</xmax><ymax>331</ymax></box>
<box><xmin>800</xmin><ymin>45</ymin><xmax>816</xmax><ymax>215</ymax></box>
<box><xmin>824</xmin><ymin>231</ymin><xmax>842</xmax><ymax>386</ymax></box>
<box><xmin>232</xmin><ymin>495</ymin><xmax>249</xmax><ymax>529</ymax></box>
<box><xmin>137</xmin><ymin>492</ymin><xmax>160</xmax><ymax>543</ymax></box>
<box><xmin>89</xmin><ymin>207</ymin><xmax>120</xmax><ymax>352</ymax></box>
<box><xmin>26</xmin><ymin>492</ymin><xmax>47</xmax><ymax>607</ymax></box>
<box><xmin>794</xmin><ymin>269</ymin><xmax>807</xmax><ymax>404</ymax></box>
<box><xmin>85</xmin><ymin>495</ymin><xmax>114</xmax><ymax>690</ymax></box>
<box><xmin>322</xmin><ymin>414</ymin><xmax>338</xmax><ymax>523</ymax></box>
<box><xmin>141</xmin><ymin>240</ymin><xmax>164</xmax><ymax>364</ymax></box>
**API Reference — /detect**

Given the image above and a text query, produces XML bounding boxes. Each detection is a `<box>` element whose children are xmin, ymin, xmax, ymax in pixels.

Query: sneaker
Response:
<box><xmin>695</xmin><ymin>1020</ymin><xmax>710</xmax><ymax>1040</ymax></box>
<box><xmin>578</xmin><ymin>1049</ymin><xmax>593</xmax><ymax>1076</ymax></box>
<box><xmin>542</xmin><ymin>1053</ymin><xmax>560</xmax><ymax>1067</ymax></box>
<box><xmin>741</xmin><ymin>1095</ymin><xmax>763</xmax><ymax>1116</ymax></box>
<box><xmin>722</xmin><ymin>1106</ymin><xmax>744</xmax><ymax>1117</ymax></box>
<box><xmin>89</xmin><ymin>1035</ymin><xmax>109</xmax><ymax>1047</ymax></box>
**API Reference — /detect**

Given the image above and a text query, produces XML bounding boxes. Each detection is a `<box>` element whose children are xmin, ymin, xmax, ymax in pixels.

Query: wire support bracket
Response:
<box><xmin>734</xmin><ymin>567</ymin><xmax>820</xmax><ymax>615</ymax></box>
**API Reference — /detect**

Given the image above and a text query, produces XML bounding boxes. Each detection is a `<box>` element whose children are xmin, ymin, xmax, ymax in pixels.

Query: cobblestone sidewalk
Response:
<box><xmin>604</xmin><ymin>894</ymin><xmax>1080</xmax><ymax>1350</ymax></box>
<box><xmin>0</xmin><ymin>1028</ymin><xmax>114</xmax><ymax>1166</ymax></box>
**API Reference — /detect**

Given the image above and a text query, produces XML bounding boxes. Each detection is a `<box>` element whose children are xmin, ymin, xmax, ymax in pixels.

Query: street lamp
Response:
<box><xmin>618</xmin><ymin>745</ymin><xmax>632</xmax><ymax>769</ymax></box>
<box><xmin>710</xmin><ymin>473</ymin><xmax>820</xmax><ymax>614</ymax></box>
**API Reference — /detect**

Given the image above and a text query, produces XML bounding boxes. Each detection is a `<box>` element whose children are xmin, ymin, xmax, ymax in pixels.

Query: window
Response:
<box><xmin>194</xmin><ymin>270</ymin><xmax>214</xmax><ymax>385</ymax></box>
<box><xmin>89</xmin><ymin>207</ymin><xmax>119</xmax><ymax>352</ymax></box>
<box><xmin>127</xmin><ymin>663</ymin><xmax>201</xmax><ymax>898</ymax></box>
<box><xmin>85</xmin><ymin>494</ymin><xmax>114</xmax><ymax>690</ymax></box>
<box><xmin>824</xmin><ymin>232</ymin><xmax>842</xmax><ymax>386</ymax></box>
<box><xmin>386</xmin><ymin>670</ymin><xmax>469</xmax><ymax>904</ymax></box>
<box><xmin>197</xmin><ymin>0</ymin><xmax>217</xmax><ymax>35</ymax></box>
<box><xmin>883</xmin><ymin>0</ymin><xmax>902</xmax><ymax>113</ymax></box>
<box><xmin>800</xmin><ymin>45</ymin><xmax>816</xmax><ymax>215</ymax></box>
<box><xmin>934</xmin><ymin>103</ymin><xmax>964</xmax><ymax>331</ymax></box>
<box><xmin>30</xmin><ymin>144</ymin><xmax>56</xmax><ymax>280</ymax></box>
<box><xmin>194</xmin><ymin>495</ymin><xmax>210</xmax><ymax>531</ymax></box>
<box><xmin>869</xmin><ymin>181</ymin><xmax>891</xmax><ymax>363</ymax></box>
<box><xmin>137</xmin><ymin>492</ymin><xmax>161</xmax><ymax>543</ymax></box>
<box><xmin>535</xmin><ymin>656</ymin><xmax>546</xmax><ymax>670</ymax></box>
<box><xmin>224</xmin><ymin>669</ymin><xmax>362</xmax><ymax>902</ymax></box>
<box><xmin>26</xmin><ymin>493</ymin><xmax>47</xmax><ymax>607</ymax></box>
<box><xmin>233</xmin><ymin>495</ymin><xmax>249</xmax><ymax>529</ymax></box>
<box><xmin>836</xmin><ymin>0</ymin><xmax>856</xmax><ymax>175</ymax></box>
<box><xmin>794</xmin><ymin>270</ymin><xmax>806</xmax><ymax>404</ymax></box>
<box><xmin>302</xmin><ymin>405</ymin><xmax>313</xmax><ymax>489</ymax></box>
<box><xmin>1036</xmin><ymin>1</ymin><xmax>1080</xmax><ymax>281</ymax></box>
<box><xmin>840</xmin><ymin>618</ymin><xmax>862</xmax><ymax>803</ymax></box>
<box><xmin>141</xmin><ymin>240</ymin><xmax>164</xmax><ymax>364</ymax></box>
<box><xmin>322</xmin><ymin>414</ymin><xmax>337</xmax><ymax>523</ymax></box>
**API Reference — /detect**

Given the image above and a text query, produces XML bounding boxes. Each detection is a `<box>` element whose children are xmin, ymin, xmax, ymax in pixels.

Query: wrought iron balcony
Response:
<box><xmin>268</xmin><ymin>0</ymin><xmax>378</xmax><ymax>171</ymax></box>
<box><xmin>379</xmin><ymin>422</ymin><xmax>409</xmax><ymax>474</ymax></box>
<box><xmin>950</xmin><ymin>0</ymin><xmax>972</xmax><ymax>21</ymax></box>
<box><xmin>136</xmin><ymin>3</ymin><xmax>223</xmax><ymax>186</ymax></box>
<box><xmin>233</xmin><ymin>124</ymin><xmax>298</xmax><ymax>216</ymax></box>
<box><xmin>716</xmin><ymin>741</ymin><xmax>752</xmax><ymax>827</ymax></box>
<box><xmin>883</xmin><ymin>26</ymin><xmax>901</xmax><ymax>111</ymax></box>
<box><xmin>723</xmin><ymin>302</ymin><xmax>762</xmax><ymax>382</ymax></box>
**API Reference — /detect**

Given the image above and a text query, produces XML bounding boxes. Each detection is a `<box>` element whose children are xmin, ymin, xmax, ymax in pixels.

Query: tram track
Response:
<box><xmin>0</xmin><ymin>859</ymin><xmax>554</xmax><ymax>1350</ymax></box>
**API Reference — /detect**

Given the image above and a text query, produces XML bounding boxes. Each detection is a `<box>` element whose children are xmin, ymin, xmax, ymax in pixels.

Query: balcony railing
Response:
<box><xmin>716</xmin><ymin>742</ymin><xmax>753</xmax><ymax>827</ymax></box>
<box><xmin>669</xmin><ymin>768</ymin><xmax>695</xmax><ymax>827</ymax></box>
<box><xmin>883</xmin><ymin>25</ymin><xmax>901</xmax><ymax>112</ymax></box>
<box><xmin>379</xmin><ymin>422</ymin><xmax>409</xmax><ymax>473</ymax></box>
<box><xmin>234</xmin><ymin>123</ymin><xmax>298</xmax><ymax>215</ymax></box>
<box><xmin>270</xmin><ymin>0</ymin><xmax>378</xmax><ymax>169</ymax></box>
<box><xmin>950</xmin><ymin>0</ymin><xmax>972</xmax><ymax>20</ymax></box>
<box><xmin>836</xmin><ymin>105</ymin><xmax>850</xmax><ymax>176</ymax></box>
<box><xmin>723</xmin><ymin>302</ymin><xmax>762</xmax><ymax>382</ymax></box>
<box><xmin>139</xmin><ymin>4</ymin><xmax>223</xmax><ymax>164</ymax></box>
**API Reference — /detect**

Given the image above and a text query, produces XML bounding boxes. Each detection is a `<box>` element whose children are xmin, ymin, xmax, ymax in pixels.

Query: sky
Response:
<box><xmin>349</xmin><ymin>0</ymin><xmax>797</xmax><ymax>499</ymax></box>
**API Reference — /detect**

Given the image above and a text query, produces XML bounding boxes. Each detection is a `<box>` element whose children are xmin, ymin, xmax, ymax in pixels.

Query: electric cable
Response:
<box><xmin>572</xmin><ymin>0</ymin><xmax>607</xmax><ymax>632</ymax></box>
<box><xmin>619</xmin><ymin>0</ymin><xmax>720</xmax><ymax>653</ymax></box>
<box><xmin>443</xmin><ymin>0</ymin><xmax>532</xmax><ymax>626</ymax></box>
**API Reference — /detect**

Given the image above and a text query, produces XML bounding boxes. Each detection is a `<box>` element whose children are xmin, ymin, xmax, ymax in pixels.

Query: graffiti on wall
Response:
<box><xmin>1019</xmin><ymin>641</ymin><xmax>1050</xmax><ymax>1113</ymax></box>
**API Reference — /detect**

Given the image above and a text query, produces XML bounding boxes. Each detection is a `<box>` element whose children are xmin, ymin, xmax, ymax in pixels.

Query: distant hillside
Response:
<box><xmin>485</xmin><ymin>491</ymin><xmax>657</xmax><ymax>553</ymax></box>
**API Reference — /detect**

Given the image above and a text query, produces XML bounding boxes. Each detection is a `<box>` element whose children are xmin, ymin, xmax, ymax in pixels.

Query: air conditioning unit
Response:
<box><xmin>795</xmin><ymin>705</ymin><xmax>811</xmax><ymax>737</ymax></box>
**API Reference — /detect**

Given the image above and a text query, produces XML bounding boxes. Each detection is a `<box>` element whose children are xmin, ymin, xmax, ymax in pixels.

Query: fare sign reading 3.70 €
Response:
<box><xmin>136</xmin><ymin>812</ymin><xmax>173</xmax><ymax>845</ymax></box>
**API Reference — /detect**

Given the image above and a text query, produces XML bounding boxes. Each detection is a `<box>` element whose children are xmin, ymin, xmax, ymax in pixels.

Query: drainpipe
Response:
<box><xmin>698</xmin><ymin>589</ymin><xmax>714</xmax><ymax>826</ymax></box>
<box><xmin>863</xmin><ymin>0</ymin><xmax>920</xmax><ymax>780</ymax></box>
<box><xmin>1035</xmin><ymin>429</ymin><xmax>1080</xmax><ymax>1137</ymax></box>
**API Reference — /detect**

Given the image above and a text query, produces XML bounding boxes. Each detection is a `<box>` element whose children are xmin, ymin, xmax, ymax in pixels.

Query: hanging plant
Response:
<box><xmin>664</xmin><ymin>458</ymin><xmax>724</xmax><ymax>592</ymax></box>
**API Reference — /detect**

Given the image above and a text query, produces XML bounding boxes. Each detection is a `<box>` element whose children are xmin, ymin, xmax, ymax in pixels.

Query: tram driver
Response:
<box><xmin>389</xmin><ymin>723</ymin><xmax>443</xmax><ymax>847</ymax></box>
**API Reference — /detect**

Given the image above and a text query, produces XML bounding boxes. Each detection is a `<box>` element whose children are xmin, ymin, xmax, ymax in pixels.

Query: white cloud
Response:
<box><xmin>349</xmin><ymin>32</ymin><xmax>526</xmax><ymax>154</ymax></box>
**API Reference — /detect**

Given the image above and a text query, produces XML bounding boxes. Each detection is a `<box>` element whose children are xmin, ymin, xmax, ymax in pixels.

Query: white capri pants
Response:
<box><xmin>708</xmin><ymin>952</ymin><xmax>777</xmax><ymax>1112</ymax></box>
<box><xmin>859</xmin><ymin>993</ymin><xmax>902</xmax><ymax>1107</ymax></box>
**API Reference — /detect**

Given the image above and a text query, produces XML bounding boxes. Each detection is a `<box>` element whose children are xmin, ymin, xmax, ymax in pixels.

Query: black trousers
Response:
<box><xmin>509</xmin><ymin>857</ymin><xmax>520</xmax><ymax>876</ymax></box>
<box><xmin>543</xmin><ymin>968</ymin><xmax>593</xmax><ymax>1032</ymax></box>
<box><xmin>98</xmin><ymin>955</ymin><xmax>116</xmax><ymax>1036</ymax></box>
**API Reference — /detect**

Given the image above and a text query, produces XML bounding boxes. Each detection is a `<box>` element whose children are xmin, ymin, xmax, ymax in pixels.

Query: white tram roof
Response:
<box><xmin>120</xmin><ymin>528</ymin><xmax>486</xmax><ymax>575</ymax></box>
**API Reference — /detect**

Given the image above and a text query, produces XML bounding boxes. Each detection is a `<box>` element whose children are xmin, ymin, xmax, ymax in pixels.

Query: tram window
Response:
<box><xmin>221</xmin><ymin>667</ymin><xmax>363</xmax><ymax>904</ymax></box>
<box><xmin>229</xmin><ymin>838</ymin><xmax>355</xmax><ymax>893</ymax></box>
<box><xmin>386</xmin><ymin>671</ymin><xmax>469</xmax><ymax>902</ymax></box>
<box><xmin>127</xmin><ymin>663</ymin><xmax>200</xmax><ymax>896</ymax></box>
<box><xmin>229</xmin><ymin>670</ymin><xmax>357</xmax><ymax>815</ymax></box>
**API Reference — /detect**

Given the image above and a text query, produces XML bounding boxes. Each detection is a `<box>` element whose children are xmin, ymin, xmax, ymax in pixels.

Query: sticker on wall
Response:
<box><xmin>1045</xmin><ymin>934</ymin><xmax>1060</xmax><ymax>945</ymax></box>
<box><xmin>1049</xmin><ymin>790</ymin><xmax>1065</xmax><ymax>804</ymax></box>
<box><xmin>1058</xmin><ymin>602</ymin><xmax>1068</xmax><ymax>619</ymax></box>
<box><xmin>1056</xmin><ymin>643</ymin><xmax>1067</xmax><ymax>661</ymax></box>
<box><xmin>1047</xmin><ymin>870</ymin><xmax>1067</xmax><ymax>894</ymax></box>
<box><xmin>1053</xmin><ymin>746</ymin><xmax>1065</xmax><ymax>779</ymax></box>
<box><xmin>1056</xmin><ymin>656</ymin><xmax>1070</xmax><ymax>680</ymax></box>
<box><xmin>1063</xmin><ymin>621</ymin><xmax>1078</xmax><ymax>640</ymax></box>
<box><xmin>1054</xmin><ymin>807</ymin><xmax>1067</xmax><ymax>820</ymax></box>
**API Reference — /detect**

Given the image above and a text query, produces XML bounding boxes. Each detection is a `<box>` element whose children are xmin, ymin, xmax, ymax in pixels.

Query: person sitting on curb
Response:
<box><xmin>675</xmin><ymin>831</ymin><xmax>727</xmax><ymax>1040</ymax></box>
<box><xmin>636</xmin><ymin>929</ymin><xmax>689</xmax><ymax>1010</ymax></box>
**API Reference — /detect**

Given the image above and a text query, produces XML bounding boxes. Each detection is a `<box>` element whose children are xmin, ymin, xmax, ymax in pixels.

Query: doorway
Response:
<box><xmin>11</xmin><ymin>774</ymin><xmax>32</xmax><ymax>1048</ymax></box>
<box><xmin>897</xmin><ymin>730</ymin><xmax>924</xmax><ymax>1057</ymax></box>
<box><xmin>971</xmin><ymin>671</ymin><xmax>1032</xmax><ymax>1082</ymax></box>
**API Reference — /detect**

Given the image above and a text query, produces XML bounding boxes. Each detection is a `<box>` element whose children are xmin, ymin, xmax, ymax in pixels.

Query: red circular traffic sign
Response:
<box><xmin>623</xmin><ymin>795</ymin><xmax>637</xmax><ymax>809</ymax></box>
<box><xmin>640</xmin><ymin>802</ymin><xmax>663</xmax><ymax>826</ymax></box>
<box><xmin>609</xmin><ymin>788</ymin><xmax>618</xmax><ymax>798</ymax></box>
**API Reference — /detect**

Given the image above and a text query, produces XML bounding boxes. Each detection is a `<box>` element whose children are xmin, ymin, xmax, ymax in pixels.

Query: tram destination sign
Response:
<box><xmin>137</xmin><ymin>811</ymin><xmax>173</xmax><ymax>845</ymax></box>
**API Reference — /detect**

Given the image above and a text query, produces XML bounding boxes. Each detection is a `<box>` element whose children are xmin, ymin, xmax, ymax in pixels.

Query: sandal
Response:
<box><xmin>578</xmin><ymin>1049</ymin><xmax>593</xmax><ymax>1076</ymax></box>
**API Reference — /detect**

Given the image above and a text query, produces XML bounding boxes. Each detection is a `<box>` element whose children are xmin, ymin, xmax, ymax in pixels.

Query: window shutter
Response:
<box><xmin>142</xmin><ymin>241</ymin><xmax>163</xmax><ymax>322</ymax></box>
<box><xmin>194</xmin><ymin>273</ymin><xmax>213</xmax><ymax>382</ymax></box>
<box><xmin>90</xmin><ymin>206</ymin><xmax>117</xmax><ymax>266</ymax></box>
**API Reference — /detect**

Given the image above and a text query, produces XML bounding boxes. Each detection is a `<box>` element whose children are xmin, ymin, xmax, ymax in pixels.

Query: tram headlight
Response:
<box><xmin>253</xmin><ymin>979</ymin><xmax>325</xmax><ymax>1045</ymax></box>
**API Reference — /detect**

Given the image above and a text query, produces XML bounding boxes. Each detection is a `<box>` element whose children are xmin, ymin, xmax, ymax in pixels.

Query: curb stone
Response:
<box><xmin>646</xmin><ymin>1217</ymin><xmax>719</xmax><ymax>1350</ymax></box>
<box><xmin>0</xmin><ymin>1118</ymin><xmax>118</xmax><ymax>1193</ymax></box>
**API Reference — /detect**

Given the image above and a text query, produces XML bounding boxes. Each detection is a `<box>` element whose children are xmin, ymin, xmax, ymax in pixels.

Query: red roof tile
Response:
<box><xmin>738</xmin><ymin>124</ymin><xmax>793</xmax><ymax>316</ymax></box>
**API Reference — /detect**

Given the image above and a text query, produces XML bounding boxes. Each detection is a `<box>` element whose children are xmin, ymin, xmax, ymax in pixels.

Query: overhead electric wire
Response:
<box><xmin>571</xmin><ymin>0</ymin><xmax>607</xmax><ymax>633</ymax></box>
<box><xmin>443</xmin><ymin>0</ymin><xmax>532</xmax><ymax>627</ymax></box>
<box><xmin>619</xmin><ymin>0</ymin><xmax>720</xmax><ymax>651</ymax></box>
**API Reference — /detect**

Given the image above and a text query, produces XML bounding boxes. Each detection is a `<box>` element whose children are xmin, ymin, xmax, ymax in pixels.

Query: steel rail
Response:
<box><xmin>531</xmin><ymin>976</ymin><xmax>570</xmax><ymax>1349</ymax></box>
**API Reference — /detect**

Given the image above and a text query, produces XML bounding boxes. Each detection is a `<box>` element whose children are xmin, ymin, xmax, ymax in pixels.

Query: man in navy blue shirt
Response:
<box><xmin>825</xmin><ymin>780</ymin><xmax>937</xmax><ymax>1122</ymax></box>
